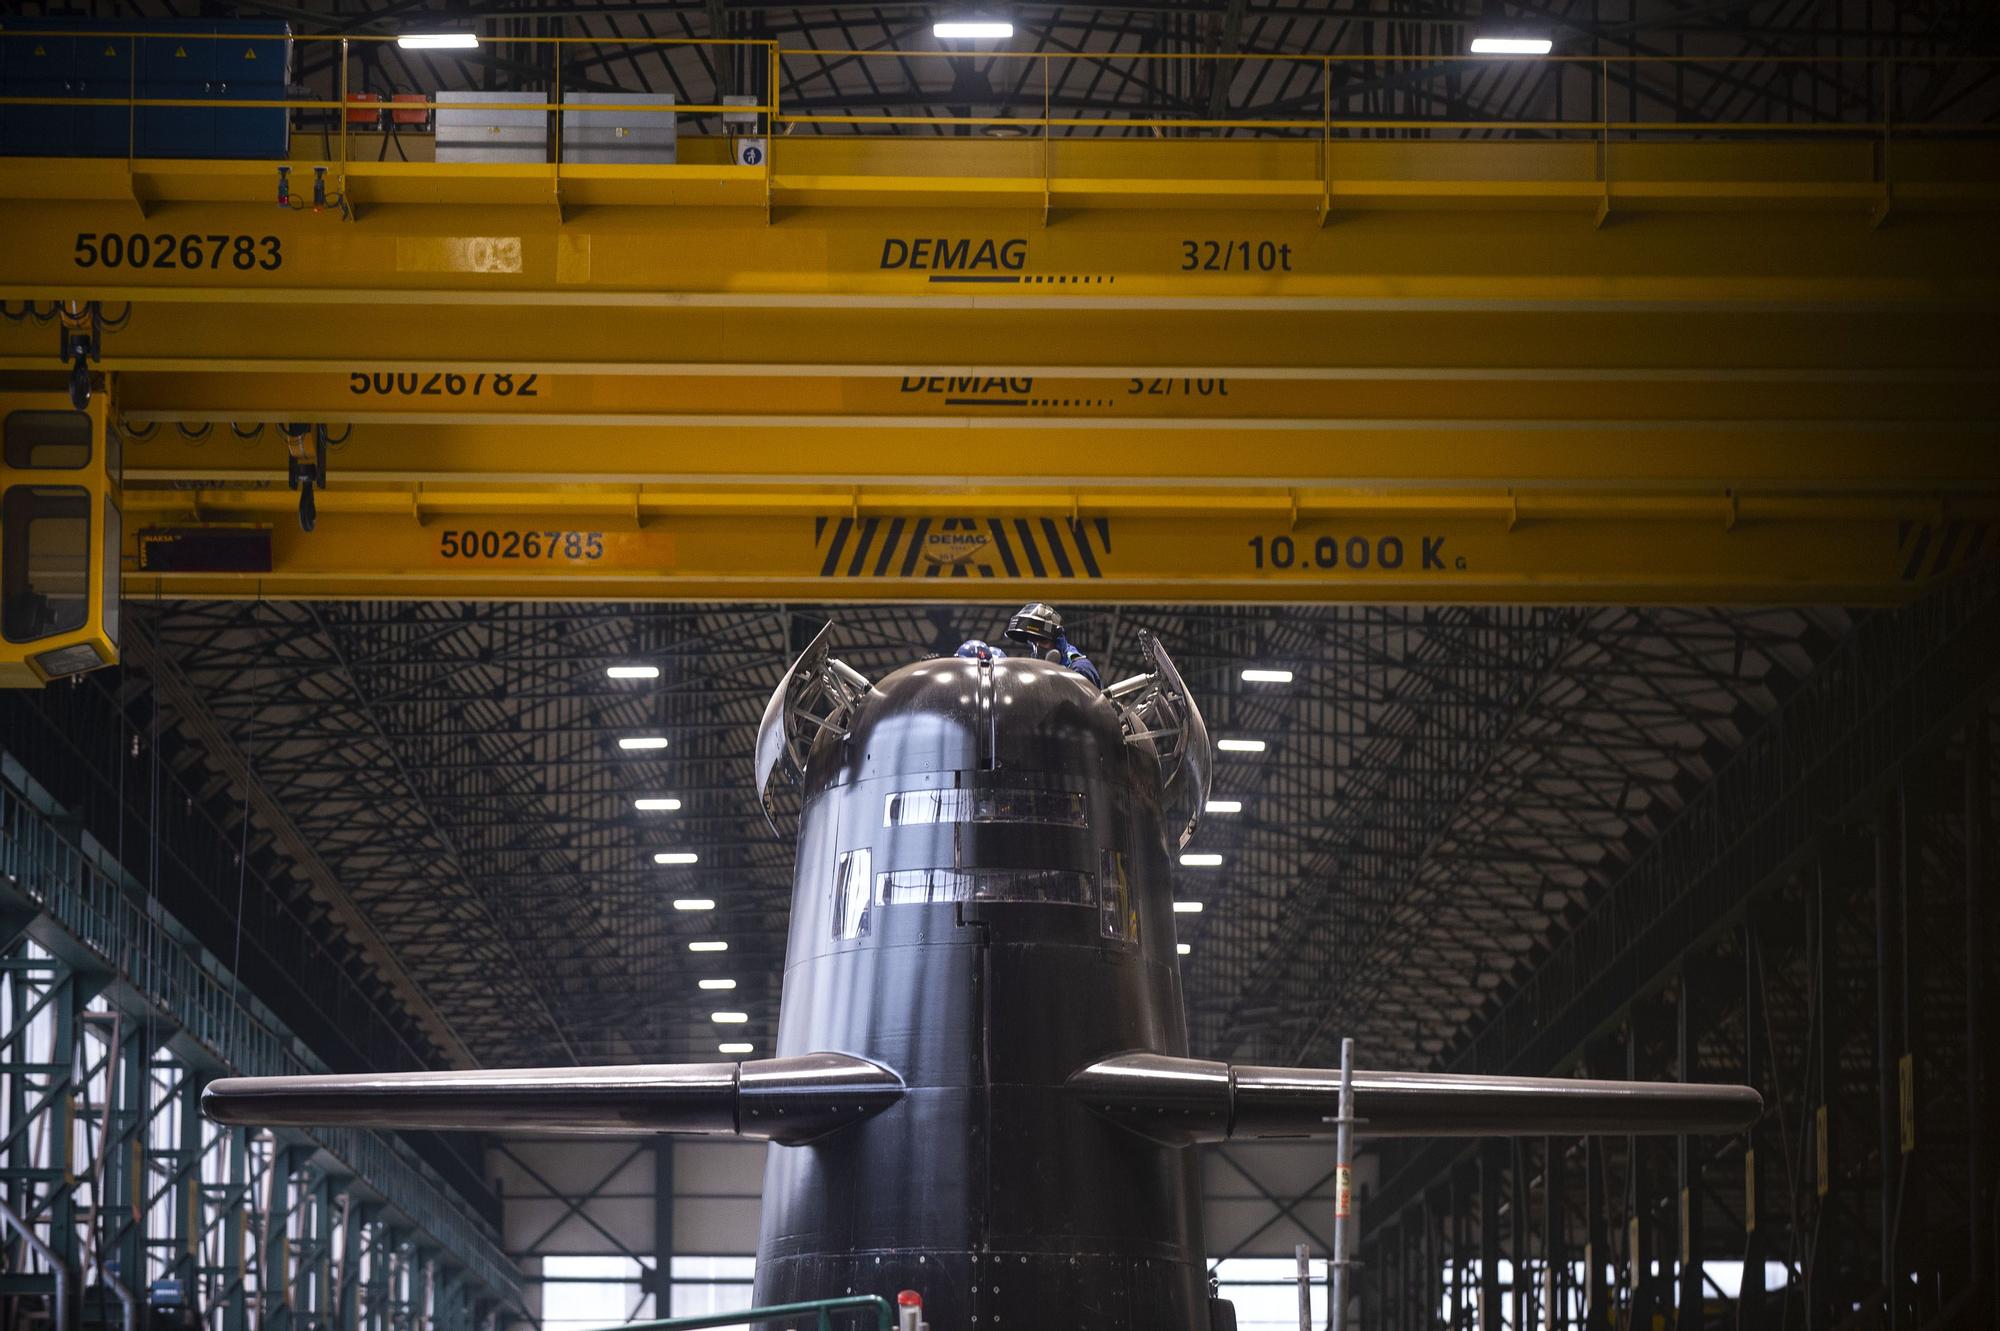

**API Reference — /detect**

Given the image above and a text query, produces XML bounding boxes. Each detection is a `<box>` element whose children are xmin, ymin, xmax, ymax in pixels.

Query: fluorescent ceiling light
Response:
<box><xmin>1205</xmin><ymin>799</ymin><xmax>1243</xmax><ymax>814</ymax></box>
<box><xmin>711</xmin><ymin>1011</ymin><xmax>749</xmax><ymax>1024</ymax></box>
<box><xmin>397</xmin><ymin>32</ymin><xmax>479</xmax><ymax>49</ymax></box>
<box><xmin>606</xmin><ymin>664</ymin><xmax>659</xmax><ymax>679</ymax></box>
<box><xmin>1470</xmin><ymin>35</ymin><xmax>1553</xmax><ymax>54</ymax></box>
<box><xmin>934</xmin><ymin>19</ymin><xmax>1014</xmax><ymax>38</ymax></box>
<box><xmin>1173</xmin><ymin>900</ymin><xmax>1204</xmax><ymax>914</ymax></box>
<box><xmin>673</xmin><ymin>898</ymin><xmax>715</xmax><ymax>912</ymax></box>
<box><xmin>718</xmin><ymin>1042</ymin><xmax>754</xmax><ymax>1054</ymax></box>
<box><xmin>1240</xmin><ymin>668</ymin><xmax>1294</xmax><ymax>684</ymax></box>
<box><xmin>634</xmin><ymin>797</ymin><xmax>682</xmax><ymax>812</ymax></box>
<box><xmin>1180</xmin><ymin>852</ymin><xmax>1223</xmax><ymax>868</ymax></box>
<box><xmin>1177</xmin><ymin>943</ymin><xmax>1192</xmax><ymax>955</ymax></box>
<box><xmin>1217</xmin><ymin>738</ymin><xmax>1266</xmax><ymax>753</ymax></box>
<box><xmin>619</xmin><ymin>736</ymin><xmax>669</xmax><ymax>751</ymax></box>
<box><xmin>655</xmin><ymin>852</ymin><xmax>699</xmax><ymax>865</ymax></box>
<box><xmin>688</xmin><ymin>940</ymin><xmax>728</xmax><ymax>953</ymax></box>
<box><xmin>699</xmin><ymin>978</ymin><xmax>737</xmax><ymax>991</ymax></box>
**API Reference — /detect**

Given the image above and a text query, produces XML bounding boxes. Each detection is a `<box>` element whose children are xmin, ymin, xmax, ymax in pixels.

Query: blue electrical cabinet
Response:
<box><xmin>0</xmin><ymin>19</ymin><xmax>289</xmax><ymax>158</ymax></box>
<box><xmin>214</xmin><ymin>25</ymin><xmax>290</xmax><ymax>155</ymax></box>
<box><xmin>1</xmin><ymin>31</ymin><xmax>72</xmax><ymax>155</ymax></box>
<box><xmin>74</xmin><ymin>32</ymin><xmax>136</xmax><ymax>155</ymax></box>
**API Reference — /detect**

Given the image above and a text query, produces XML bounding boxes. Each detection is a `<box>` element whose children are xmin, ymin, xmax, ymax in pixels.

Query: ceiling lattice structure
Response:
<box><xmin>135</xmin><ymin>600</ymin><xmax>1846</xmax><ymax>1072</ymax></box>
<box><xmin>19</xmin><ymin>0</ymin><xmax>1996</xmax><ymax>136</ymax></box>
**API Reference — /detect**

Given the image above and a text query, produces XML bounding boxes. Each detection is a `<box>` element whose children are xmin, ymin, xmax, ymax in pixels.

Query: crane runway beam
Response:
<box><xmin>117</xmin><ymin>493</ymin><xmax>1993</xmax><ymax>604</ymax></box>
<box><xmin>4</xmin><ymin>304</ymin><xmax>1989</xmax><ymax>380</ymax></box>
<box><xmin>1</xmin><ymin>145</ymin><xmax>1997</xmax><ymax>312</ymax></box>
<box><xmin>112</xmin><ymin>369</ymin><xmax>2000</xmax><ymax>430</ymax></box>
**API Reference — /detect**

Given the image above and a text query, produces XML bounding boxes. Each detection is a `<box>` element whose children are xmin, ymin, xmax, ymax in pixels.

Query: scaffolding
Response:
<box><xmin>0</xmin><ymin>766</ymin><xmax>521</xmax><ymax>1331</ymax></box>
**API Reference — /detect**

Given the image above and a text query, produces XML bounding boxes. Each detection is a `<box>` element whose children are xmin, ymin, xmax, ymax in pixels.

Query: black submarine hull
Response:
<box><xmin>755</xmin><ymin>654</ymin><xmax>1210</xmax><ymax>1328</ymax></box>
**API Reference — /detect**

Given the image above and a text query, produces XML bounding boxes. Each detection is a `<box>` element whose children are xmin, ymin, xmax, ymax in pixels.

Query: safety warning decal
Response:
<box><xmin>815</xmin><ymin>516</ymin><xmax>1110</xmax><ymax>579</ymax></box>
<box><xmin>1895</xmin><ymin>519</ymin><xmax>1991</xmax><ymax>582</ymax></box>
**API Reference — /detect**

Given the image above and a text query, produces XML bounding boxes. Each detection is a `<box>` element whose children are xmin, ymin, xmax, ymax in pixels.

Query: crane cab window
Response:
<box><xmin>4</xmin><ymin>411</ymin><xmax>93</xmax><ymax>470</ymax></box>
<box><xmin>2</xmin><ymin>487</ymin><xmax>91</xmax><ymax>645</ymax></box>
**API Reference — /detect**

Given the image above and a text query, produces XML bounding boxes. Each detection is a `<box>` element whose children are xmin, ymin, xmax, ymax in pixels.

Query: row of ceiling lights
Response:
<box><xmin>1172</xmin><ymin>663</ymin><xmax>1296</xmax><ymax>953</ymax></box>
<box><xmin>604</xmin><ymin>663</ymin><xmax>749</xmax><ymax>1053</ymax></box>
<box><xmin>396</xmin><ymin>19</ymin><xmax>1554</xmax><ymax>56</ymax></box>
<box><xmin>598</xmin><ymin>657</ymin><xmax>1296</xmax><ymax>1048</ymax></box>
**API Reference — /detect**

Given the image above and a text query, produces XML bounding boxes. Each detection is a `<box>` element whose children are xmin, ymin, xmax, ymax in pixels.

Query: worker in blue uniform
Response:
<box><xmin>1003</xmin><ymin>603</ymin><xmax>1102</xmax><ymax>688</ymax></box>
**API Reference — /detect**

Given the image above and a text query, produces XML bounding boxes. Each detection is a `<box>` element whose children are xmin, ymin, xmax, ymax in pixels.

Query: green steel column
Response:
<box><xmin>172</xmin><ymin>1067</ymin><xmax>206</xmax><ymax>1313</ymax></box>
<box><xmin>1678</xmin><ymin>974</ymin><xmax>1706</xmax><ymax>1331</ymax></box>
<box><xmin>47</xmin><ymin>958</ymin><xmax>81</xmax><ymax>1319</ymax></box>
<box><xmin>655</xmin><ymin>1139</ymin><xmax>675</xmax><ymax>1320</ymax></box>
<box><xmin>1805</xmin><ymin>863</ymin><xmax>1836</xmax><ymax>1329</ymax></box>
<box><xmin>1738</xmin><ymin>922</ymin><xmax>1766</xmax><ymax>1331</ymax></box>
<box><xmin>1420</xmin><ymin>1188</ymin><xmax>1438</xmax><ymax>1331</ymax></box>
<box><xmin>1583</xmin><ymin>1133</ymin><xmax>1610</xmax><ymax>1331</ymax></box>
<box><xmin>103</xmin><ymin>1024</ymin><xmax>150</xmax><ymax>1310</ymax></box>
<box><xmin>1542</xmin><ymin>1138</ymin><xmax>1565</xmax><ymax>1331</ymax></box>
<box><xmin>1875</xmin><ymin>795</ymin><xmax>1907</xmax><ymax>1331</ymax></box>
<box><xmin>1479</xmin><ymin>1141</ymin><xmax>1501</xmax><ymax>1331</ymax></box>
<box><xmin>220</xmin><ymin>1126</ymin><xmax>249</xmax><ymax>1331</ymax></box>
<box><xmin>337</xmin><ymin>1192</ymin><xmax>364</xmax><ymax>1331</ymax></box>
<box><xmin>264</xmin><ymin>1144</ymin><xmax>300</xmax><ymax>1331</ymax></box>
<box><xmin>311</xmin><ymin>1169</ymin><xmax>336</xmax><ymax>1324</ymax></box>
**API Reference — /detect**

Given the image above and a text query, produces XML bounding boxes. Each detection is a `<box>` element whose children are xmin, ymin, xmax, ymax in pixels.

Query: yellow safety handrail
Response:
<box><xmin>0</xmin><ymin>26</ymin><xmax>1989</xmax><ymax>143</ymax></box>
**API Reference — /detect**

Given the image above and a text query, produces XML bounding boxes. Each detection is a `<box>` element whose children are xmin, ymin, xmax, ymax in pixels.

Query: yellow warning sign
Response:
<box><xmin>32</xmin><ymin>44</ymin><xmax>46</xmax><ymax>56</ymax></box>
<box><xmin>105</xmin><ymin>45</ymin><xmax>118</xmax><ymax>56</ymax></box>
<box><xmin>243</xmin><ymin>47</ymin><xmax>257</xmax><ymax>58</ymax></box>
<box><xmin>174</xmin><ymin>45</ymin><xmax>188</xmax><ymax>58</ymax></box>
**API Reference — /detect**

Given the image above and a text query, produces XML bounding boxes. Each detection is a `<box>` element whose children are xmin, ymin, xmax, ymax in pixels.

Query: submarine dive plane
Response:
<box><xmin>203</xmin><ymin>624</ymin><xmax>1761</xmax><ymax>1330</ymax></box>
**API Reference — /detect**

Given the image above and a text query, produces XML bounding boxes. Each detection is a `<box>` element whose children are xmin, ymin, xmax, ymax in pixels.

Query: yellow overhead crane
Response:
<box><xmin>1</xmin><ymin>47</ymin><xmax>1997</xmax><ymax>681</ymax></box>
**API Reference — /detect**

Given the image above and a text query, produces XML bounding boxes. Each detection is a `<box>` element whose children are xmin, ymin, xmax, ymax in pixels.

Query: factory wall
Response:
<box><xmin>490</xmin><ymin>1137</ymin><xmax>1364</xmax><ymax>1327</ymax></box>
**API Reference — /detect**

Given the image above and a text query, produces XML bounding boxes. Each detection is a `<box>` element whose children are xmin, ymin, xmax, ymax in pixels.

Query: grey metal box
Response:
<box><xmin>435</xmin><ymin>90</ymin><xmax>549</xmax><ymax>163</ymax></box>
<box><xmin>561</xmin><ymin>92</ymin><xmax>676</xmax><ymax>164</ymax></box>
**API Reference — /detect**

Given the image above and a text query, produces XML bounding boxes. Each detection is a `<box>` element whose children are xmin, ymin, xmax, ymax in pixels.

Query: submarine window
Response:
<box><xmin>1099</xmin><ymin>849</ymin><xmax>1139</xmax><ymax>943</ymax></box>
<box><xmin>833</xmin><ymin>848</ymin><xmax>872</xmax><ymax>939</ymax></box>
<box><xmin>884</xmin><ymin>787</ymin><xmax>1087</xmax><ymax>827</ymax></box>
<box><xmin>874</xmin><ymin>867</ymin><xmax>1095</xmax><ymax>908</ymax></box>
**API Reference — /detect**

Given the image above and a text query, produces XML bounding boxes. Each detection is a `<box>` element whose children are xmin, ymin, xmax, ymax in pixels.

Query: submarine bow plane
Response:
<box><xmin>204</xmin><ymin>624</ymin><xmax>1760</xmax><ymax>1329</ymax></box>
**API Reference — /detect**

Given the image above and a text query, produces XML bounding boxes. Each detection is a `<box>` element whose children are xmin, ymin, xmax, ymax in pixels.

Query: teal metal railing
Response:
<box><xmin>602</xmin><ymin>1295</ymin><xmax>895</xmax><ymax>1331</ymax></box>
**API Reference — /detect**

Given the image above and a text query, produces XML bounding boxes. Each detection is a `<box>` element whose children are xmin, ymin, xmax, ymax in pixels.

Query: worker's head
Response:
<box><xmin>1004</xmin><ymin>602</ymin><xmax>1065</xmax><ymax>655</ymax></box>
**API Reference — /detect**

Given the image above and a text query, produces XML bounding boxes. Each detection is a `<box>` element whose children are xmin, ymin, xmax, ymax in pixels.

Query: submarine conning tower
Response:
<box><xmin>753</xmin><ymin>649</ymin><xmax>1219</xmax><ymax>1330</ymax></box>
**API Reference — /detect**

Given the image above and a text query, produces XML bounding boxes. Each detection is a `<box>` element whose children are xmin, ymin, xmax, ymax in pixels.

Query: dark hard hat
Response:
<box><xmin>1005</xmin><ymin>602</ymin><xmax>1063</xmax><ymax>646</ymax></box>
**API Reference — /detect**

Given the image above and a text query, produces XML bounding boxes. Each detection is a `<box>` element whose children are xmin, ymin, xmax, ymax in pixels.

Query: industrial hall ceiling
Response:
<box><xmin>16</xmin><ymin>0</ymin><xmax>1997</xmax><ymax>137</ymax></box>
<box><xmin>6</xmin><ymin>0</ymin><xmax>1988</xmax><ymax>1084</ymax></box>
<box><xmin>37</xmin><ymin>600</ymin><xmax>1844</xmax><ymax>1076</ymax></box>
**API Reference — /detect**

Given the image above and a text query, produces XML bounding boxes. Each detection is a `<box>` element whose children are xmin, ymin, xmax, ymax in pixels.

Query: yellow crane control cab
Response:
<box><xmin>0</xmin><ymin>391</ymin><xmax>119</xmax><ymax>687</ymax></box>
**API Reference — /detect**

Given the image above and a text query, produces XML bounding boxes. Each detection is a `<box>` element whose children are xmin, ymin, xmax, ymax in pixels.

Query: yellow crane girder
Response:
<box><xmin>119</xmin><ymin>488</ymin><xmax>1994</xmax><ymax>606</ymax></box>
<box><xmin>2</xmin><ymin>137</ymin><xmax>1994</xmax><ymax>605</ymax></box>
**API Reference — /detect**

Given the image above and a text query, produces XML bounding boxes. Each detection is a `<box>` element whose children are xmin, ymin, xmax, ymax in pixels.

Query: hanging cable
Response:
<box><xmin>230</xmin><ymin>422</ymin><xmax>267</xmax><ymax>441</ymax></box>
<box><xmin>98</xmin><ymin>302</ymin><xmax>134</xmax><ymax>333</ymax></box>
<box><xmin>175</xmin><ymin>421</ymin><xmax>214</xmax><ymax>442</ymax></box>
<box><xmin>229</xmin><ymin>608</ymin><xmax>259</xmax><ymax>1006</ymax></box>
<box><xmin>120</xmin><ymin>419</ymin><xmax>159</xmax><ymax>442</ymax></box>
